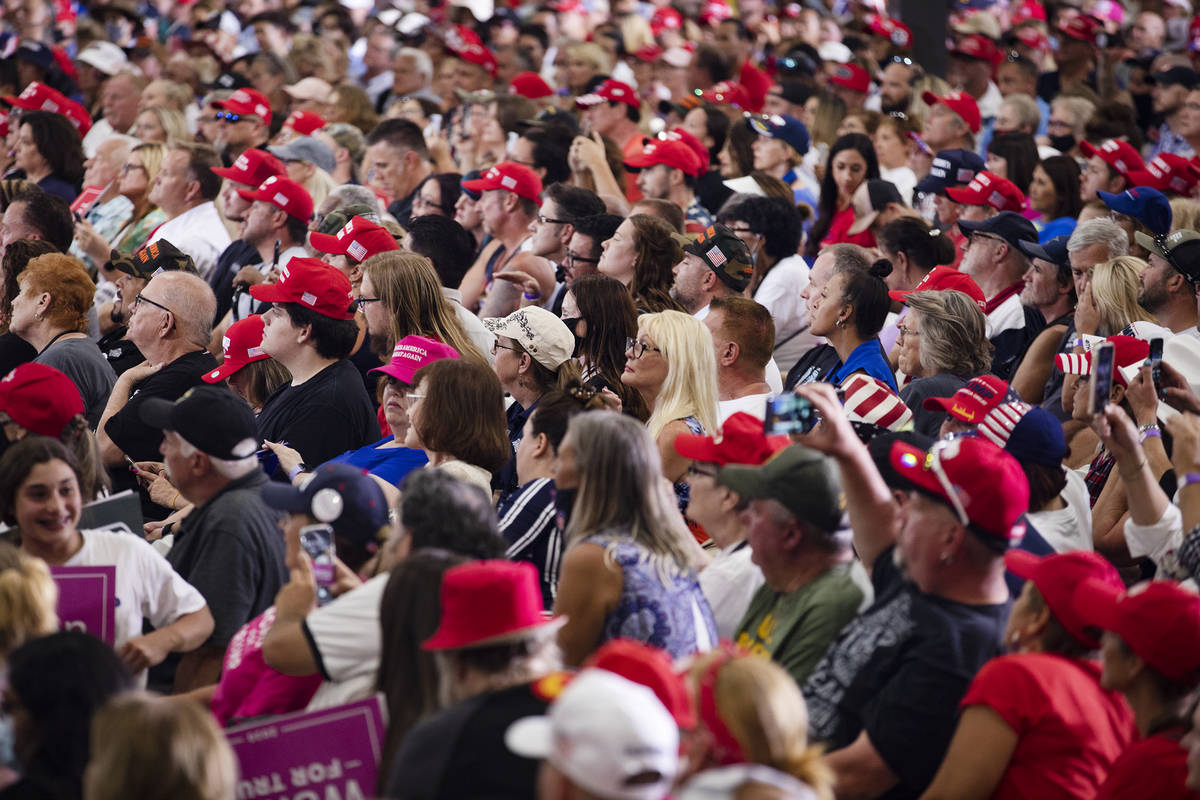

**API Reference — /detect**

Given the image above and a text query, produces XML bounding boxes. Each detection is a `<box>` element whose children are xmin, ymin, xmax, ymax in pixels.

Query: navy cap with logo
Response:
<box><xmin>915</xmin><ymin>148</ymin><xmax>985</xmax><ymax>196</ymax></box>
<box><xmin>958</xmin><ymin>211</ymin><xmax>1038</xmax><ymax>251</ymax></box>
<box><xmin>747</xmin><ymin>113</ymin><xmax>810</xmax><ymax>157</ymax></box>
<box><xmin>674</xmin><ymin>224</ymin><xmax>754</xmax><ymax>291</ymax></box>
<box><xmin>1097</xmin><ymin>186</ymin><xmax>1172</xmax><ymax>236</ymax></box>
<box><xmin>260</xmin><ymin>462</ymin><xmax>389</xmax><ymax>548</ymax></box>
<box><xmin>139</xmin><ymin>386</ymin><xmax>259</xmax><ymax>460</ymax></box>
<box><xmin>1018</xmin><ymin>234</ymin><xmax>1071</xmax><ymax>269</ymax></box>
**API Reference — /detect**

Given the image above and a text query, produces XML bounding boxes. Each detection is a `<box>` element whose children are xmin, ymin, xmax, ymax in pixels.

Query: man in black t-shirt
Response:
<box><xmin>249</xmin><ymin>257</ymin><xmax>379</xmax><ymax>477</ymax></box>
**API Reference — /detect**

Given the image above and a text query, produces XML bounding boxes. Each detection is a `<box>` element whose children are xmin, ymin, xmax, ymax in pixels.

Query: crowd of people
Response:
<box><xmin>4</xmin><ymin>0</ymin><xmax>1200</xmax><ymax>798</ymax></box>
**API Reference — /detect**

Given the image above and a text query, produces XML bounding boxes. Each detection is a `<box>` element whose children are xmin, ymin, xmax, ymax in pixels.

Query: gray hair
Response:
<box><xmin>999</xmin><ymin>93</ymin><xmax>1041</xmax><ymax>133</ymax></box>
<box><xmin>1068</xmin><ymin>217</ymin><xmax>1129</xmax><ymax>260</ymax></box>
<box><xmin>826</xmin><ymin>242</ymin><xmax>874</xmax><ymax>276</ymax></box>
<box><xmin>325</xmin><ymin>183</ymin><xmax>380</xmax><ymax>214</ymax></box>
<box><xmin>397</xmin><ymin>469</ymin><xmax>505</xmax><ymax>558</ymax></box>
<box><xmin>1051</xmin><ymin>96</ymin><xmax>1096</xmax><ymax>139</ymax></box>
<box><xmin>322</xmin><ymin>122</ymin><xmax>367</xmax><ymax>165</ymax></box>
<box><xmin>149</xmin><ymin>271</ymin><xmax>216</xmax><ymax>349</ymax></box>
<box><xmin>396</xmin><ymin>47</ymin><xmax>433</xmax><ymax>83</ymax></box>
<box><xmin>906</xmin><ymin>290</ymin><xmax>993</xmax><ymax>378</ymax></box>
<box><xmin>175</xmin><ymin>436</ymin><xmax>258</xmax><ymax>480</ymax></box>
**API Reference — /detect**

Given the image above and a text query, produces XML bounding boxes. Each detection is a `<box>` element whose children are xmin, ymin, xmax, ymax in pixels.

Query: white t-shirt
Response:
<box><xmin>699</xmin><ymin>542</ymin><xmax>765</xmax><ymax>640</ymax></box>
<box><xmin>304</xmin><ymin>573</ymin><xmax>388</xmax><ymax>711</ymax></box>
<box><xmin>755</xmin><ymin>254</ymin><xmax>816</xmax><ymax>373</ymax></box>
<box><xmin>718</xmin><ymin>392</ymin><xmax>775</xmax><ymax>425</ymax></box>
<box><xmin>881</xmin><ymin>165</ymin><xmax>917</xmax><ymax>206</ymax></box>
<box><xmin>147</xmin><ymin>201</ymin><xmax>233</xmax><ymax>280</ymax></box>
<box><xmin>65</xmin><ymin>529</ymin><xmax>207</xmax><ymax>660</ymax></box>
<box><xmin>1025</xmin><ymin>468</ymin><xmax>1093</xmax><ymax>554</ymax></box>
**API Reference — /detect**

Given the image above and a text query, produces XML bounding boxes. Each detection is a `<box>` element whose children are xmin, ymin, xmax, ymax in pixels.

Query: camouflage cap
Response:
<box><xmin>1135</xmin><ymin>229</ymin><xmax>1200</xmax><ymax>285</ymax></box>
<box><xmin>674</xmin><ymin>224</ymin><xmax>754</xmax><ymax>291</ymax></box>
<box><xmin>108</xmin><ymin>239</ymin><xmax>197</xmax><ymax>280</ymax></box>
<box><xmin>317</xmin><ymin>203</ymin><xmax>380</xmax><ymax>236</ymax></box>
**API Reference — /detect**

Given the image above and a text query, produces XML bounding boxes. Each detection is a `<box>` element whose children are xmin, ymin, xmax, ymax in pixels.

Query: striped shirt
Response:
<box><xmin>497</xmin><ymin>478</ymin><xmax>561</xmax><ymax>609</ymax></box>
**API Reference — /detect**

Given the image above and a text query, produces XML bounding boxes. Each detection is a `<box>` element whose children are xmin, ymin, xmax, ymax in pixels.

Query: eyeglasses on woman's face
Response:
<box><xmin>625</xmin><ymin>337</ymin><xmax>662</xmax><ymax>359</ymax></box>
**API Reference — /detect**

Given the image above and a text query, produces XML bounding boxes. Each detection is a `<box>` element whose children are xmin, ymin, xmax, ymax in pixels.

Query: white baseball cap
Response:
<box><xmin>77</xmin><ymin>41</ymin><xmax>127</xmax><ymax>76</ymax></box>
<box><xmin>505</xmin><ymin>669</ymin><xmax>679</xmax><ymax>800</ymax></box>
<box><xmin>482</xmin><ymin>307</ymin><xmax>575</xmax><ymax>371</ymax></box>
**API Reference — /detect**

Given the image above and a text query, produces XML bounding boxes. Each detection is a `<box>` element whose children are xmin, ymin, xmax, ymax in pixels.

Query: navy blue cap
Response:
<box><xmin>460</xmin><ymin>169</ymin><xmax>484</xmax><ymax>201</ymax></box>
<box><xmin>1018</xmin><ymin>234</ymin><xmax>1071</xmax><ymax>268</ymax></box>
<box><xmin>15</xmin><ymin>41</ymin><xmax>55</xmax><ymax>72</ymax></box>
<box><xmin>261</xmin><ymin>463</ymin><xmax>390</xmax><ymax>547</ymax></box>
<box><xmin>748</xmin><ymin>114</ymin><xmax>810</xmax><ymax>157</ymax></box>
<box><xmin>958</xmin><ymin>211</ymin><xmax>1038</xmax><ymax>251</ymax></box>
<box><xmin>1097</xmin><ymin>186</ymin><xmax>1173</xmax><ymax>236</ymax></box>
<box><xmin>980</xmin><ymin>404</ymin><xmax>1066</xmax><ymax>467</ymax></box>
<box><xmin>915</xmin><ymin>148</ymin><xmax>985</xmax><ymax>196</ymax></box>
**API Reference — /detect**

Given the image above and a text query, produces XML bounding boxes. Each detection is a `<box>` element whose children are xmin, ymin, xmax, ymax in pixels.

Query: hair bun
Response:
<box><xmin>869</xmin><ymin>258</ymin><xmax>893</xmax><ymax>279</ymax></box>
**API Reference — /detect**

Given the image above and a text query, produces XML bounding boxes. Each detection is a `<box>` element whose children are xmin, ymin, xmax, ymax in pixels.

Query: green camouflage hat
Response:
<box><xmin>108</xmin><ymin>239</ymin><xmax>197</xmax><ymax>280</ymax></box>
<box><xmin>318</xmin><ymin>204</ymin><xmax>380</xmax><ymax>236</ymax></box>
<box><xmin>718</xmin><ymin>444</ymin><xmax>845</xmax><ymax>532</ymax></box>
<box><xmin>1135</xmin><ymin>229</ymin><xmax>1200</xmax><ymax>284</ymax></box>
<box><xmin>677</xmin><ymin>224</ymin><xmax>754</xmax><ymax>291</ymax></box>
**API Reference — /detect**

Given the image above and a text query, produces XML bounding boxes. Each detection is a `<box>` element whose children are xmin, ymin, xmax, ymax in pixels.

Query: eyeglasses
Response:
<box><xmin>565</xmin><ymin>249</ymin><xmax>600</xmax><ymax>265</ymax></box>
<box><xmin>537</xmin><ymin>212</ymin><xmax>570</xmax><ymax>225</ymax></box>
<box><xmin>402</xmin><ymin>393</ymin><xmax>425</xmax><ymax>406</ymax></box>
<box><xmin>354</xmin><ymin>296</ymin><xmax>380</xmax><ymax>310</ymax></box>
<box><xmin>898</xmin><ymin>325</ymin><xmax>921</xmax><ymax>339</ymax></box>
<box><xmin>492</xmin><ymin>340</ymin><xmax>521</xmax><ymax>355</ymax></box>
<box><xmin>133</xmin><ymin>293</ymin><xmax>173</xmax><ymax>315</ymax></box>
<box><xmin>625</xmin><ymin>337</ymin><xmax>661</xmax><ymax>359</ymax></box>
<box><xmin>686</xmin><ymin>464</ymin><xmax>719</xmax><ymax>479</ymax></box>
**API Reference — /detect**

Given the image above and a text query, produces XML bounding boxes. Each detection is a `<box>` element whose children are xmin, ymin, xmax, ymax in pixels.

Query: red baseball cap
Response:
<box><xmin>2</xmin><ymin>81</ymin><xmax>90</xmax><ymax>134</ymax></box>
<box><xmin>214</xmin><ymin>88</ymin><xmax>272</xmax><ymax>125</ymax></box>
<box><xmin>461</xmin><ymin>162</ymin><xmax>543</xmax><ymax>204</ymax></box>
<box><xmin>951</xmin><ymin>34</ymin><xmax>999</xmax><ymax>63</ymax></box>
<box><xmin>1057</xmin><ymin>14</ymin><xmax>1100</xmax><ymax>44</ymax></box>
<box><xmin>309</xmin><ymin>215</ymin><xmax>400</xmax><ymax>263</ymax></box>
<box><xmin>699</xmin><ymin>81</ymin><xmax>750</xmax><ymax>109</ymax></box>
<box><xmin>651</xmin><ymin>6</ymin><xmax>683</xmax><ymax>35</ymax></box>
<box><xmin>1005</xmin><ymin>550</ymin><xmax>1123</xmax><ymax>648</ymax></box>
<box><xmin>888</xmin><ymin>265</ymin><xmax>986</xmax><ymax>309</ymax></box>
<box><xmin>1127</xmin><ymin>153</ymin><xmax>1200</xmax><ymax>196</ymax></box>
<box><xmin>211</xmin><ymin>148</ymin><xmax>287</xmax><ymax>188</ymax></box>
<box><xmin>1079</xmin><ymin>139</ymin><xmax>1145</xmax><ymax>178</ymax></box>
<box><xmin>509</xmin><ymin>72</ymin><xmax>553</xmax><ymax>99</ymax></box>
<box><xmin>284</xmin><ymin>109</ymin><xmax>326</xmax><ymax>136</ymax></box>
<box><xmin>673</xmin><ymin>411</ymin><xmax>789</xmax><ymax>465</ymax></box>
<box><xmin>584</xmin><ymin>639</ymin><xmax>696</xmax><ymax>729</ymax></box>
<box><xmin>625</xmin><ymin>138</ymin><xmax>702</xmax><ymax>177</ymax></box>
<box><xmin>369</xmin><ymin>334</ymin><xmax>460</xmax><ymax>384</ymax></box>
<box><xmin>422</xmin><ymin>560</ymin><xmax>563</xmax><ymax>650</ymax></box>
<box><xmin>576</xmin><ymin>78</ymin><xmax>639</xmax><ymax>109</ymax></box>
<box><xmin>946</xmin><ymin>170</ymin><xmax>1025</xmax><ymax>213</ymax></box>
<box><xmin>1055</xmin><ymin>334</ymin><xmax>1149</xmax><ymax>387</ymax></box>
<box><xmin>890</xmin><ymin>435</ymin><xmax>1029</xmax><ymax>543</ymax></box>
<box><xmin>1073</xmin><ymin>579</ymin><xmax>1200</xmax><ymax>682</ymax></box>
<box><xmin>1014</xmin><ymin>26</ymin><xmax>1051</xmax><ymax>52</ymax></box>
<box><xmin>1011</xmin><ymin>0</ymin><xmax>1047</xmax><ymax>25</ymax></box>
<box><xmin>866</xmin><ymin>13</ymin><xmax>913</xmax><ymax>48</ymax></box>
<box><xmin>248</xmin><ymin>257</ymin><xmax>356</xmax><ymax>320</ymax></box>
<box><xmin>0</xmin><ymin>363</ymin><xmax>84</xmax><ymax>437</ymax></box>
<box><xmin>203</xmin><ymin>314</ymin><xmax>271</xmax><ymax>383</ymax></box>
<box><xmin>922</xmin><ymin>90</ymin><xmax>982</xmax><ymax>134</ymax></box>
<box><xmin>633</xmin><ymin>45</ymin><xmax>664</xmax><ymax>63</ymax></box>
<box><xmin>456</xmin><ymin>42</ymin><xmax>498</xmax><ymax>77</ymax></box>
<box><xmin>665</xmin><ymin>128</ymin><xmax>710</xmax><ymax>173</ymax></box>
<box><xmin>236</xmin><ymin>175</ymin><xmax>314</xmax><ymax>223</ymax></box>
<box><xmin>922</xmin><ymin>374</ymin><xmax>1012</xmax><ymax>424</ymax></box>
<box><xmin>829</xmin><ymin>63</ymin><xmax>870</xmax><ymax>94</ymax></box>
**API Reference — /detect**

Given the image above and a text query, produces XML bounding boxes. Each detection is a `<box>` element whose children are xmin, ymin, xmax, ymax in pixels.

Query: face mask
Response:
<box><xmin>1048</xmin><ymin>133</ymin><xmax>1075</xmax><ymax>153</ymax></box>
<box><xmin>561</xmin><ymin>316</ymin><xmax>584</xmax><ymax>357</ymax></box>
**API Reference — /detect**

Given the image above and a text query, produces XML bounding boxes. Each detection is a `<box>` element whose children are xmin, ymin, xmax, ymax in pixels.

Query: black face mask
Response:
<box><xmin>554</xmin><ymin>263</ymin><xmax>568</xmax><ymax>283</ymax></box>
<box><xmin>561</xmin><ymin>316</ymin><xmax>584</xmax><ymax>358</ymax></box>
<box><xmin>1048</xmin><ymin>133</ymin><xmax>1075</xmax><ymax>153</ymax></box>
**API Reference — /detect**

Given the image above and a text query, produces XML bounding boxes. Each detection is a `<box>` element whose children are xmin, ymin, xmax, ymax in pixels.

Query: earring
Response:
<box><xmin>835</xmin><ymin>318</ymin><xmax>845</xmax><ymax>329</ymax></box>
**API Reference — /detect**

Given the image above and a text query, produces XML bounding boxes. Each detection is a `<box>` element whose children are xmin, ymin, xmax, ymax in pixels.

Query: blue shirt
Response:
<box><xmin>1038</xmin><ymin>216</ymin><xmax>1076</xmax><ymax>244</ymax></box>
<box><xmin>326</xmin><ymin>435</ymin><xmax>427</xmax><ymax>486</ymax></box>
<box><xmin>831</xmin><ymin>340</ymin><xmax>898</xmax><ymax>392</ymax></box>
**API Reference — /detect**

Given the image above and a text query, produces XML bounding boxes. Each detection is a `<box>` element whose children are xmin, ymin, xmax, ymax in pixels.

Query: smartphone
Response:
<box><xmin>765</xmin><ymin>394</ymin><xmax>819</xmax><ymax>435</ymax></box>
<box><xmin>1149</xmin><ymin>337</ymin><xmax>1165</xmax><ymax>401</ymax></box>
<box><xmin>124</xmin><ymin>455</ymin><xmax>139</xmax><ymax>472</ymax></box>
<box><xmin>299</xmin><ymin>523</ymin><xmax>337</xmax><ymax>606</ymax></box>
<box><xmin>1089</xmin><ymin>342</ymin><xmax>1115</xmax><ymax>416</ymax></box>
<box><xmin>427</xmin><ymin>113</ymin><xmax>442</xmax><ymax>138</ymax></box>
<box><xmin>256</xmin><ymin>447</ymin><xmax>280</xmax><ymax>478</ymax></box>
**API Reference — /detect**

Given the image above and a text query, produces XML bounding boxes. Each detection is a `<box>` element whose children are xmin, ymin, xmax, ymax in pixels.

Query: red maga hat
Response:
<box><xmin>866</xmin><ymin>13</ymin><xmax>912</xmax><ymax>48</ymax></box>
<box><xmin>625</xmin><ymin>138</ymin><xmax>702</xmax><ymax>177</ymax></box>
<box><xmin>309</xmin><ymin>215</ymin><xmax>399</xmax><ymax>263</ymax></box>
<box><xmin>1079</xmin><ymin>139</ymin><xmax>1144</xmax><ymax>177</ymax></box>
<box><xmin>1127</xmin><ymin>153</ymin><xmax>1200</xmax><ymax>196</ymax></box>
<box><xmin>1057</xmin><ymin>14</ymin><xmax>1100</xmax><ymax>44</ymax></box>
<box><xmin>829</xmin><ymin>63</ymin><xmax>870</xmax><ymax>94</ymax></box>
<box><xmin>248</xmin><ymin>257</ymin><xmax>356</xmax><ymax>320</ymax></box>
<box><xmin>1055</xmin><ymin>334</ymin><xmax>1149</xmax><ymax>387</ymax></box>
<box><xmin>922</xmin><ymin>89</ymin><xmax>982</xmax><ymax>134</ymax></box>
<box><xmin>236</xmin><ymin>175</ymin><xmax>314</xmax><ymax>223</ymax></box>
<box><xmin>664</xmin><ymin>128</ymin><xmax>710</xmax><ymax>173</ymax></box>
<box><xmin>1073</xmin><ymin>579</ymin><xmax>1200</xmax><ymax>683</ymax></box>
<box><xmin>203</xmin><ymin>314</ymin><xmax>271</xmax><ymax>383</ymax></box>
<box><xmin>461</xmin><ymin>162</ymin><xmax>544</xmax><ymax>204</ymax></box>
<box><xmin>576</xmin><ymin>78</ymin><xmax>639</xmax><ymax>109</ymax></box>
<box><xmin>584</xmin><ymin>639</ymin><xmax>696</xmax><ymax>729</ymax></box>
<box><xmin>700</xmin><ymin>81</ymin><xmax>750</xmax><ymax>109</ymax></box>
<box><xmin>508</xmin><ymin>72</ymin><xmax>553</xmax><ymax>99</ymax></box>
<box><xmin>951</xmin><ymin>33</ymin><xmax>999</xmax><ymax>63</ymax></box>
<box><xmin>0</xmin><ymin>363</ymin><xmax>84</xmax><ymax>437</ymax></box>
<box><xmin>946</xmin><ymin>170</ymin><xmax>1025</xmax><ymax>212</ymax></box>
<box><xmin>422</xmin><ymin>560</ymin><xmax>564</xmax><ymax>650</ymax></box>
<box><xmin>922</xmin><ymin>375</ymin><xmax>1013</xmax><ymax>423</ymax></box>
<box><xmin>673</xmin><ymin>411</ymin><xmax>789</xmax><ymax>465</ymax></box>
<box><xmin>1005</xmin><ymin>550</ymin><xmax>1122</xmax><ymax>649</ymax></box>
<box><xmin>284</xmin><ymin>109</ymin><xmax>326</xmax><ymax>136</ymax></box>
<box><xmin>888</xmin><ymin>265</ymin><xmax>985</xmax><ymax>309</ymax></box>
<box><xmin>211</xmin><ymin>148</ymin><xmax>287</xmax><ymax>188</ymax></box>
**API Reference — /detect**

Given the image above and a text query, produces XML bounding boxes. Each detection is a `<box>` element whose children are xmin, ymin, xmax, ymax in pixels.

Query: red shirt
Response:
<box><xmin>622</xmin><ymin>132</ymin><xmax>647</xmax><ymax>204</ymax></box>
<box><xmin>948</xmin><ymin>228</ymin><xmax>967</xmax><ymax>269</ymax></box>
<box><xmin>739</xmin><ymin>61</ymin><xmax>770</xmax><ymax>113</ymax></box>
<box><xmin>961</xmin><ymin>654</ymin><xmax>1136</xmax><ymax>799</ymax></box>
<box><xmin>1096</xmin><ymin>726</ymin><xmax>1200</xmax><ymax>800</ymax></box>
<box><xmin>820</xmin><ymin>205</ymin><xmax>876</xmax><ymax>250</ymax></box>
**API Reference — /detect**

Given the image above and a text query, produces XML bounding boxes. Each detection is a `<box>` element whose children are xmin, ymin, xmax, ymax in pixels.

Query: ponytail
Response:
<box><xmin>878</xmin><ymin>217</ymin><xmax>956</xmax><ymax>269</ymax></box>
<box><xmin>785</xmin><ymin>744</ymin><xmax>835</xmax><ymax>800</ymax></box>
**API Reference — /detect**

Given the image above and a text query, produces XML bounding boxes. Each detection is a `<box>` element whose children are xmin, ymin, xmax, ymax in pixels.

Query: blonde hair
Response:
<box><xmin>566</xmin><ymin>42</ymin><xmax>613</xmax><ymax>77</ymax></box>
<box><xmin>362</xmin><ymin>251</ymin><xmax>485</xmax><ymax>363</ymax></box>
<box><xmin>0</xmin><ymin>541</ymin><xmax>57</xmax><ymax>657</ymax></box>
<box><xmin>139</xmin><ymin>107</ymin><xmax>190</xmax><ymax>145</ymax></box>
<box><xmin>689</xmin><ymin>651</ymin><xmax>833</xmax><ymax>800</ymax></box>
<box><xmin>85</xmin><ymin>691</ymin><xmax>238</xmax><ymax>800</ymax></box>
<box><xmin>296</xmin><ymin>163</ymin><xmax>337</xmax><ymax>210</ymax></box>
<box><xmin>638</xmin><ymin>311</ymin><xmax>718</xmax><ymax>440</ymax></box>
<box><xmin>132</xmin><ymin>142</ymin><xmax>168</xmax><ymax>187</ymax></box>
<box><xmin>1090</xmin><ymin>256</ymin><xmax>1157</xmax><ymax>335</ymax></box>
<box><xmin>564</xmin><ymin>410</ymin><xmax>695</xmax><ymax>573</ymax></box>
<box><xmin>1170</xmin><ymin>198</ymin><xmax>1200</xmax><ymax>234</ymax></box>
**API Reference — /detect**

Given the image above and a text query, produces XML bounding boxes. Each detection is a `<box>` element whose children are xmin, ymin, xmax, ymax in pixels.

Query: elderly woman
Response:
<box><xmin>597</xmin><ymin>214</ymin><xmax>684</xmax><ymax>313</ymax></box>
<box><xmin>10</xmin><ymin>254</ymin><xmax>116</xmax><ymax>428</ymax></box>
<box><xmin>895</xmin><ymin>290</ymin><xmax>993</xmax><ymax>436</ymax></box>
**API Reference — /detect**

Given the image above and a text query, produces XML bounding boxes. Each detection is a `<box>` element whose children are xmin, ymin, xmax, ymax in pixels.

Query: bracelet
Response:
<box><xmin>288</xmin><ymin>463</ymin><xmax>307</xmax><ymax>482</ymax></box>
<box><xmin>523</xmin><ymin>291</ymin><xmax>542</xmax><ymax>301</ymax></box>
<box><xmin>170</xmin><ymin>491</ymin><xmax>179</xmax><ymax>510</ymax></box>
<box><xmin>1140</xmin><ymin>424</ymin><xmax>1162</xmax><ymax>442</ymax></box>
<box><xmin>1118</xmin><ymin>458</ymin><xmax>1148</xmax><ymax>480</ymax></box>
<box><xmin>1180</xmin><ymin>473</ymin><xmax>1200</xmax><ymax>489</ymax></box>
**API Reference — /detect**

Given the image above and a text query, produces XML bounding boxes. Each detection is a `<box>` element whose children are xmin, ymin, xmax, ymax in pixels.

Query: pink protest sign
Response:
<box><xmin>49</xmin><ymin>565</ymin><xmax>116</xmax><ymax>646</ymax></box>
<box><xmin>226</xmin><ymin>695</ymin><xmax>387</xmax><ymax>800</ymax></box>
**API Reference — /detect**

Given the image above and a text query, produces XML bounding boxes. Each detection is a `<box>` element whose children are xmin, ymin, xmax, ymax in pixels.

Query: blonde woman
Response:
<box><xmin>85</xmin><ymin>692</ymin><xmax>237</xmax><ymax>800</ymax></box>
<box><xmin>1084</xmin><ymin>256</ymin><xmax>1158</xmax><ymax>337</ymax></box>
<box><xmin>0</xmin><ymin>541</ymin><xmax>57</xmax><ymax>658</ymax></box>
<box><xmin>360</xmin><ymin>252</ymin><xmax>486</xmax><ymax>363</ymax></box>
<box><xmin>621</xmin><ymin>310</ymin><xmax>718</xmax><ymax>511</ymax></box>
<box><xmin>109</xmin><ymin>143</ymin><xmax>169</xmax><ymax>254</ymax></box>
<box><xmin>553</xmin><ymin>410</ymin><xmax>715</xmax><ymax>666</ymax></box>
<box><xmin>134</xmin><ymin>107</ymin><xmax>189</xmax><ymax>145</ymax></box>
<box><xmin>679</xmin><ymin>649</ymin><xmax>834</xmax><ymax>800</ymax></box>
<box><xmin>563</xmin><ymin>42</ymin><xmax>612</xmax><ymax>95</ymax></box>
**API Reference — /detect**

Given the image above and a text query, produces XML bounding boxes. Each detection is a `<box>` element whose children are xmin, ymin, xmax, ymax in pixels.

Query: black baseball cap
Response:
<box><xmin>139</xmin><ymin>386</ymin><xmax>260</xmax><ymax>460</ymax></box>
<box><xmin>915</xmin><ymin>148</ymin><xmax>985</xmax><ymax>196</ymax></box>
<box><xmin>261</xmin><ymin>463</ymin><xmax>390</xmax><ymax>547</ymax></box>
<box><xmin>673</xmin><ymin>224</ymin><xmax>754</xmax><ymax>291</ymax></box>
<box><xmin>1017</xmin><ymin>234</ymin><xmax>1071</xmax><ymax>269</ymax></box>
<box><xmin>1150</xmin><ymin>66</ymin><xmax>1200</xmax><ymax>89</ymax></box>
<box><xmin>958</xmin><ymin>211</ymin><xmax>1038</xmax><ymax>251</ymax></box>
<box><xmin>109</xmin><ymin>239</ymin><xmax>197</xmax><ymax>280</ymax></box>
<box><xmin>1135</xmin><ymin>229</ymin><xmax>1200</xmax><ymax>285</ymax></box>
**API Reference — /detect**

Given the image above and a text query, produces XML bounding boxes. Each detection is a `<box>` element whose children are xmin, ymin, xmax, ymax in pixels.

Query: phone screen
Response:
<box><xmin>1149</xmin><ymin>337</ymin><xmax>1165</xmax><ymax>400</ymax></box>
<box><xmin>1090</xmin><ymin>343</ymin><xmax>1115</xmax><ymax>416</ymax></box>
<box><xmin>299</xmin><ymin>524</ymin><xmax>337</xmax><ymax>605</ymax></box>
<box><xmin>764</xmin><ymin>394</ymin><xmax>818</xmax><ymax>435</ymax></box>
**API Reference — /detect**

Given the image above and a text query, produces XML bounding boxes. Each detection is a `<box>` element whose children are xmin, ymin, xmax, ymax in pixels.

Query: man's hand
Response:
<box><xmin>118</xmin><ymin>631</ymin><xmax>172</xmax><ymax>672</ymax></box>
<box><xmin>233</xmin><ymin>265</ymin><xmax>268</xmax><ymax>287</ymax></box>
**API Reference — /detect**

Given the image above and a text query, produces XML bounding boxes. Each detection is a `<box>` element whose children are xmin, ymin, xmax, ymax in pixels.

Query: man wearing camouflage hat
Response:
<box><xmin>669</xmin><ymin>224</ymin><xmax>754</xmax><ymax>319</ymax></box>
<box><xmin>1134</xmin><ymin>229</ymin><xmax>1200</xmax><ymax>336</ymax></box>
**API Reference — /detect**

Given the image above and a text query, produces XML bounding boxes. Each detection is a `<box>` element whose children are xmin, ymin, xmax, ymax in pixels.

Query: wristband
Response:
<box><xmin>288</xmin><ymin>463</ymin><xmax>307</xmax><ymax>482</ymax></box>
<box><xmin>1073</xmin><ymin>337</ymin><xmax>1087</xmax><ymax>349</ymax></box>
<box><xmin>1181</xmin><ymin>473</ymin><xmax>1200</xmax><ymax>489</ymax></box>
<box><xmin>1140</xmin><ymin>424</ymin><xmax>1162</xmax><ymax>442</ymax></box>
<box><xmin>523</xmin><ymin>291</ymin><xmax>542</xmax><ymax>300</ymax></box>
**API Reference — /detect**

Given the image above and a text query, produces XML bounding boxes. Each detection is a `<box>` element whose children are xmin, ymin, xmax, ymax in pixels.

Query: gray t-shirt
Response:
<box><xmin>36</xmin><ymin>336</ymin><xmax>117</xmax><ymax>429</ymax></box>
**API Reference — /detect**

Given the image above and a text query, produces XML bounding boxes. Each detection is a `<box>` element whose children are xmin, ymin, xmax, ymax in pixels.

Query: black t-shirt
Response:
<box><xmin>0</xmin><ymin>331</ymin><xmax>35</xmax><ymax>377</ymax></box>
<box><xmin>256</xmin><ymin>359</ymin><xmax>380</xmax><ymax>472</ymax></box>
<box><xmin>104</xmin><ymin>350</ymin><xmax>218</xmax><ymax>462</ymax></box>
<box><xmin>96</xmin><ymin>327</ymin><xmax>146</xmax><ymax>376</ymax></box>
<box><xmin>385</xmin><ymin>682</ymin><xmax>550</xmax><ymax>799</ymax></box>
<box><xmin>209</xmin><ymin>239</ymin><xmax>262</xmax><ymax>324</ymax></box>
<box><xmin>802</xmin><ymin>546</ymin><xmax>1009</xmax><ymax>799</ymax></box>
<box><xmin>785</xmin><ymin>343</ymin><xmax>841</xmax><ymax>390</ymax></box>
<box><xmin>900</xmin><ymin>373</ymin><xmax>969</xmax><ymax>438</ymax></box>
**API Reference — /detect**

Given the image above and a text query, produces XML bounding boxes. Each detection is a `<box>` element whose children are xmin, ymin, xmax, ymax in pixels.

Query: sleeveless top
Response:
<box><xmin>673</xmin><ymin>416</ymin><xmax>705</xmax><ymax>513</ymax></box>
<box><xmin>582</xmin><ymin>529</ymin><xmax>717</xmax><ymax>660</ymax></box>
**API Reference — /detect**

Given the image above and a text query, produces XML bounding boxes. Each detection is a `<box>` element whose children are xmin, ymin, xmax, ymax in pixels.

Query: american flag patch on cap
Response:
<box><xmin>707</xmin><ymin>246</ymin><xmax>726</xmax><ymax>267</ymax></box>
<box><xmin>347</xmin><ymin>240</ymin><xmax>368</xmax><ymax>261</ymax></box>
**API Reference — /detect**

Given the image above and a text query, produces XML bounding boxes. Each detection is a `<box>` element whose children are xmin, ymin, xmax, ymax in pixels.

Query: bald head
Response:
<box><xmin>148</xmin><ymin>271</ymin><xmax>215</xmax><ymax>348</ymax></box>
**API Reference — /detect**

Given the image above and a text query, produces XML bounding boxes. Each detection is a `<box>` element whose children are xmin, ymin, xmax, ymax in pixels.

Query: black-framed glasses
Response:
<box><xmin>625</xmin><ymin>337</ymin><xmax>661</xmax><ymax>359</ymax></box>
<box><xmin>354</xmin><ymin>296</ymin><xmax>380</xmax><ymax>310</ymax></box>
<box><xmin>537</xmin><ymin>212</ymin><xmax>570</xmax><ymax>225</ymax></box>
<box><xmin>492</xmin><ymin>340</ymin><xmax>521</xmax><ymax>355</ymax></box>
<box><xmin>565</xmin><ymin>249</ymin><xmax>600</xmax><ymax>265</ymax></box>
<box><xmin>133</xmin><ymin>293</ymin><xmax>173</xmax><ymax>315</ymax></box>
<box><xmin>686</xmin><ymin>463</ymin><xmax>718</xmax><ymax>479</ymax></box>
